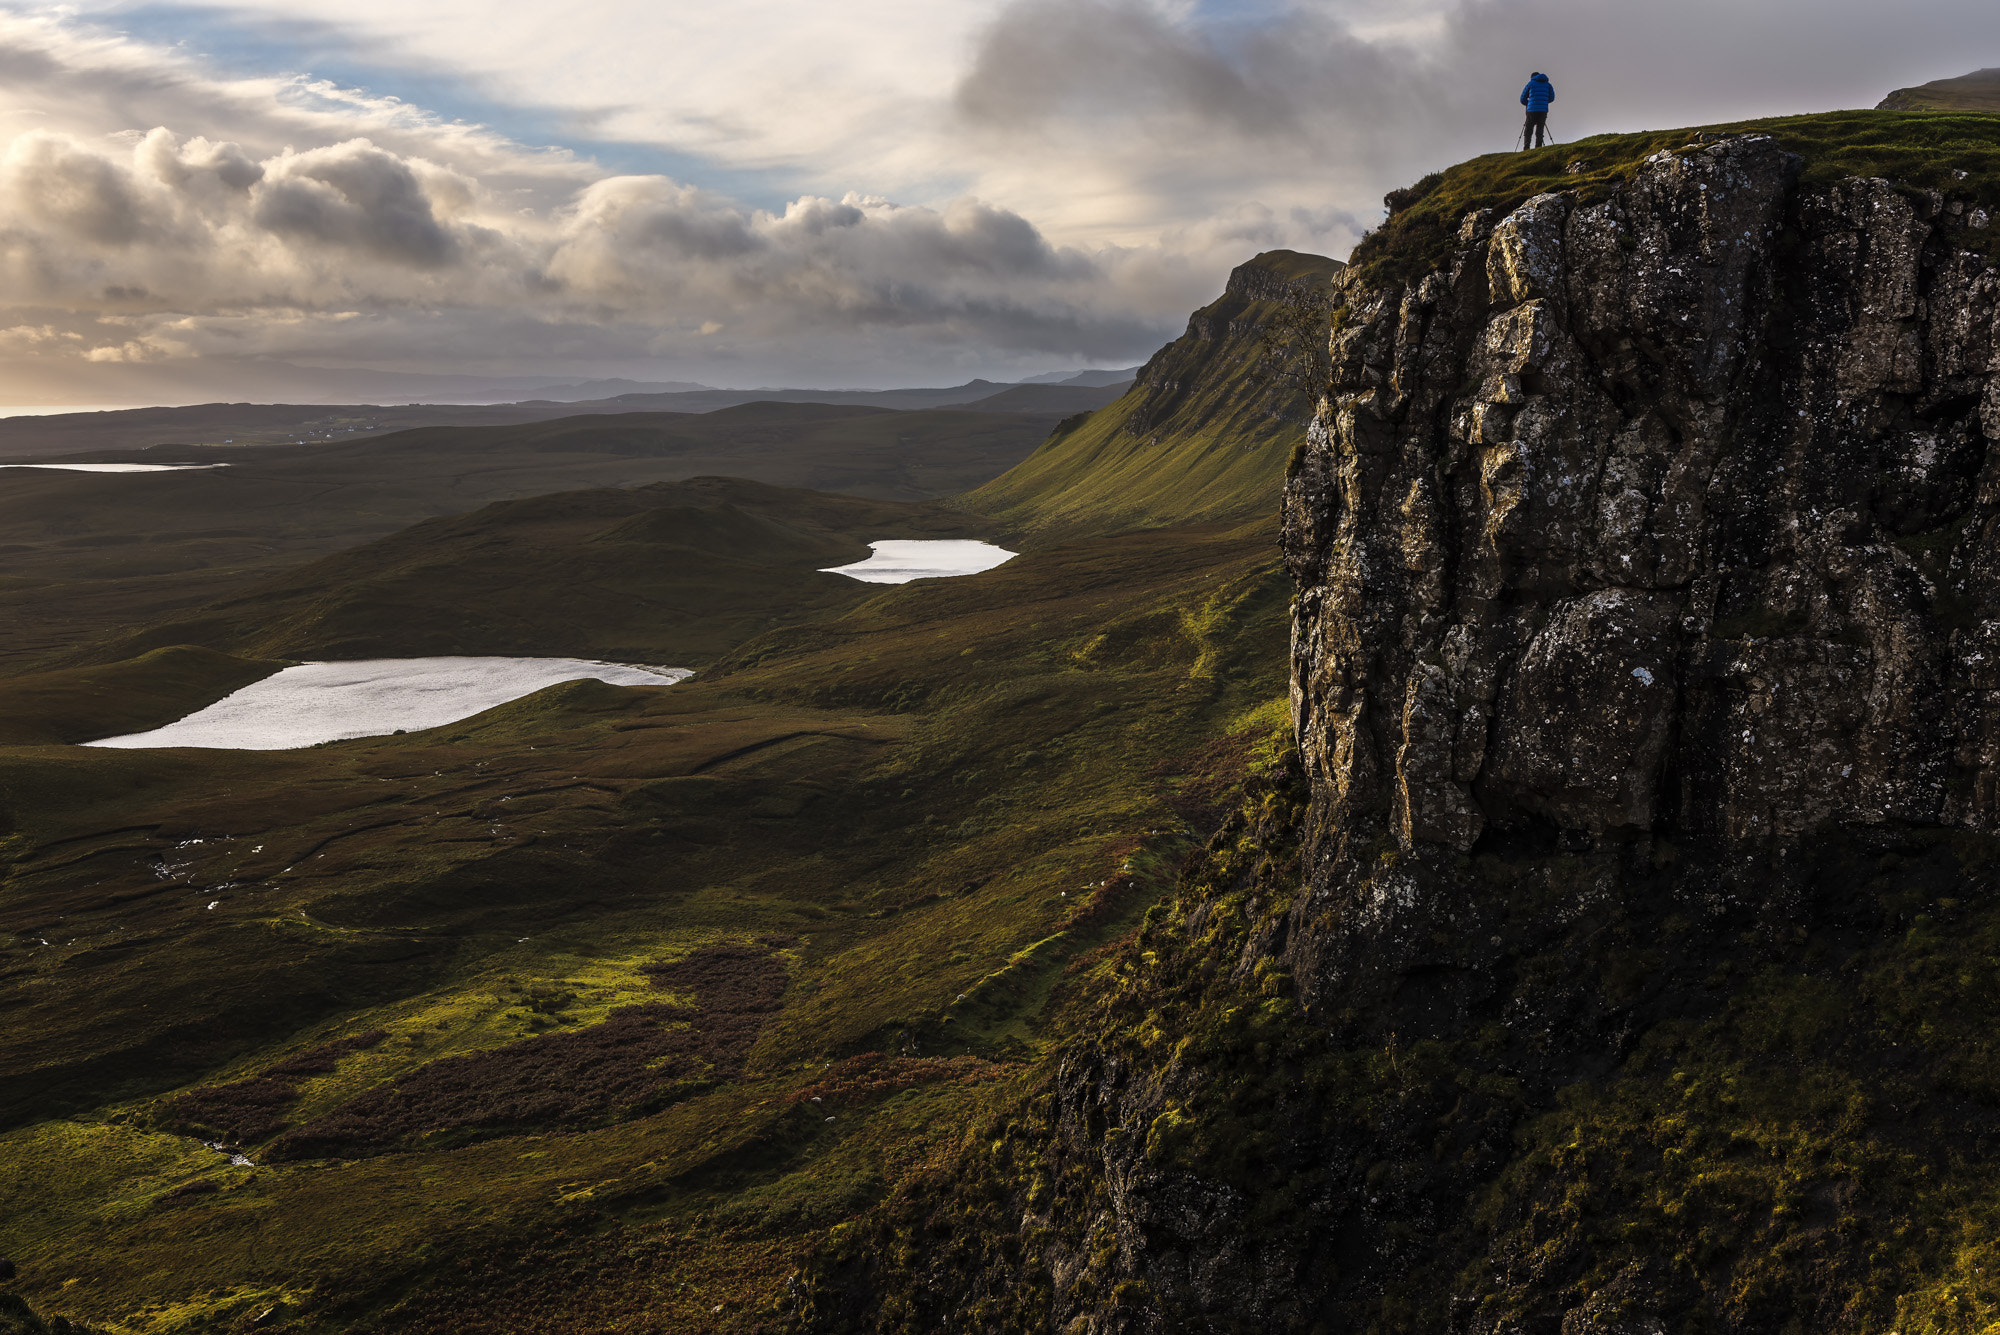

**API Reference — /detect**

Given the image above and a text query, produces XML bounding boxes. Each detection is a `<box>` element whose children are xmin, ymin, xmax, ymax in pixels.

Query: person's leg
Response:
<box><xmin>1521</xmin><ymin>112</ymin><xmax>1534</xmax><ymax>150</ymax></box>
<box><xmin>1530</xmin><ymin>112</ymin><xmax>1547</xmax><ymax>148</ymax></box>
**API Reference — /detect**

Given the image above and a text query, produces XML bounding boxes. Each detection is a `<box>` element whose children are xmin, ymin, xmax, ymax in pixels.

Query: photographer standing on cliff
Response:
<box><xmin>1520</xmin><ymin>71</ymin><xmax>1555</xmax><ymax>149</ymax></box>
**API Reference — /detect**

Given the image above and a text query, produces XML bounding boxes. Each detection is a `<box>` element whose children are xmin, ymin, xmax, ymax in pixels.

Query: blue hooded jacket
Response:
<box><xmin>1521</xmin><ymin>73</ymin><xmax>1554</xmax><ymax>113</ymax></box>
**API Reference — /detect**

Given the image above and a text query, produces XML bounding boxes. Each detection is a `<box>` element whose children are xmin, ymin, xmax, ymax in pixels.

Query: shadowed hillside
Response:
<box><xmin>0</xmin><ymin>507</ymin><xmax>1288</xmax><ymax>1332</ymax></box>
<box><xmin>944</xmin><ymin>381</ymin><xmax>1131</xmax><ymax>415</ymax></box>
<box><xmin>0</xmin><ymin>647</ymin><xmax>286</xmax><ymax>746</ymax></box>
<box><xmin>963</xmin><ymin>249</ymin><xmax>1342</xmax><ymax>536</ymax></box>
<box><xmin>91</xmin><ymin>477</ymin><xmax>987</xmax><ymax>667</ymax></box>
<box><xmin>0</xmin><ymin>381</ymin><xmax>1078</xmax><ymax>462</ymax></box>
<box><xmin>0</xmin><ymin>402</ymin><xmax>1058</xmax><ymax>673</ymax></box>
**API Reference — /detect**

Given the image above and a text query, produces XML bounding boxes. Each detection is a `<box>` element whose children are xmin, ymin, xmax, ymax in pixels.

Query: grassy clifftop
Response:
<box><xmin>963</xmin><ymin>249</ymin><xmax>1342</xmax><ymax>537</ymax></box>
<box><xmin>1354</xmin><ymin>109</ymin><xmax>2000</xmax><ymax>286</ymax></box>
<box><xmin>1880</xmin><ymin>67</ymin><xmax>2000</xmax><ymax>113</ymax></box>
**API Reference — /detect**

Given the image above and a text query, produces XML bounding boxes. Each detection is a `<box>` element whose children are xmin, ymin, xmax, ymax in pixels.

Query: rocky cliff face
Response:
<box><xmin>790</xmin><ymin>136</ymin><xmax>2000</xmax><ymax>1335</ymax></box>
<box><xmin>1287</xmin><ymin>132</ymin><xmax>1997</xmax><ymax>880</ymax></box>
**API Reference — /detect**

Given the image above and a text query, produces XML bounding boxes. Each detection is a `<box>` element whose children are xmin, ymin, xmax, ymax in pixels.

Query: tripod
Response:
<box><xmin>1518</xmin><ymin>116</ymin><xmax>1557</xmax><ymax>151</ymax></box>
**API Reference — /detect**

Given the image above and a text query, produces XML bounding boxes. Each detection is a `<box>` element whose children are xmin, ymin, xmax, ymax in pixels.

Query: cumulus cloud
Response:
<box><xmin>0</xmin><ymin>125</ymin><xmax>1168</xmax><ymax>379</ymax></box>
<box><xmin>3</xmin><ymin>0</ymin><xmax>1995</xmax><ymax>396</ymax></box>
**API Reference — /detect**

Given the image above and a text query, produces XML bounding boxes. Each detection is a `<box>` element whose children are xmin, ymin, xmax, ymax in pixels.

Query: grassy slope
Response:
<box><xmin>0</xmin><ymin>494</ymin><xmax>1289</xmax><ymax>1332</ymax></box>
<box><xmin>1880</xmin><ymin>67</ymin><xmax>2000</xmax><ymax>113</ymax></box>
<box><xmin>963</xmin><ymin>249</ymin><xmax>1341</xmax><ymax>537</ymax></box>
<box><xmin>1355</xmin><ymin>109</ymin><xmax>2000</xmax><ymax>286</ymax></box>
<box><xmin>0</xmin><ymin>403</ymin><xmax>1058</xmax><ymax>674</ymax></box>
<box><xmin>796</xmin><ymin>772</ymin><xmax>2000</xmax><ymax>1335</ymax></box>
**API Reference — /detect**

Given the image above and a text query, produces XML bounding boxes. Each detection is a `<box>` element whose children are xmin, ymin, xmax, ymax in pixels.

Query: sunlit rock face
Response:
<box><xmin>1286</xmin><ymin>136</ymin><xmax>2000</xmax><ymax>891</ymax></box>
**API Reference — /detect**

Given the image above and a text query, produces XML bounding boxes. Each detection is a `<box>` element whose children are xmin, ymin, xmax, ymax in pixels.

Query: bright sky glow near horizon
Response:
<box><xmin>0</xmin><ymin>0</ymin><xmax>1991</xmax><ymax>403</ymax></box>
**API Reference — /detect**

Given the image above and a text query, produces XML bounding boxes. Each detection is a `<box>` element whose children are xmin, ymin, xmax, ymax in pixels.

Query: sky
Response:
<box><xmin>0</xmin><ymin>0</ymin><xmax>1992</xmax><ymax>402</ymax></box>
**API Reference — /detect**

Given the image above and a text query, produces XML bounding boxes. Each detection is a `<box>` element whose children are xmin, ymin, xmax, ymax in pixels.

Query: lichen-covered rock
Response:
<box><xmin>1286</xmin><ymin>135</ymin><xmax>1997</xmax><ymax>871</ymax></box>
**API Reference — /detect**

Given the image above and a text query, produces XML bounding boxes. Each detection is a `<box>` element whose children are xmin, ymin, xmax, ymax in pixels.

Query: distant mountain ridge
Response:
<box><xmin>1016</xmin><ymin>366</ymin><xmax>1145</xmax><ymax>386</ymax></box>
<box><xmin>0</xmin><ymin>377</ymin><xmax>1128</xmax><ymax>461</ymax></box>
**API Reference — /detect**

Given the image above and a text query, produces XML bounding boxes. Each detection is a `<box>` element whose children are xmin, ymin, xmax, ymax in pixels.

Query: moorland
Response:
<box><xmin>15</xmin><ymin>85</ymin><xmax>2000</xmax><ymax>1335</ymax></box>
<box><xmin>0</xmin><ymin>249</ymin><xmax>1318</xmax><ymax>1332</ymax></box>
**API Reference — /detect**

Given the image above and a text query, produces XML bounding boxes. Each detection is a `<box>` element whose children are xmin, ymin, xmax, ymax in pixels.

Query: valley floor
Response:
<box><xmin>0</xmin><ymin>516</ymin><xmax>1289</xmax><ymax>1333</ymax></box>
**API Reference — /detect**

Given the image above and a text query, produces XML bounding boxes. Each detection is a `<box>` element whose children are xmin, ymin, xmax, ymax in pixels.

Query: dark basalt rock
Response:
<box><xmin>1283</xmin><ymin>133</ymin><xmax>1999</xmax><ymax>965</ymax></box>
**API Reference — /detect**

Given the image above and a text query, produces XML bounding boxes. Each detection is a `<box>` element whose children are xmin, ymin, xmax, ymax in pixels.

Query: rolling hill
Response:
<box><xmin>94</xmin><ymin>477</ymin><xmax>988</xmax><ymax>667</ymax></box>
<box><xmin>943</xmin><ymin>381</ymin><xmax>1132</xmax><ymax>415</ymax></box>
<box><xmin>0</xmin><ymin>402</ymin><xmax>1062</xmax><ymax>673</ymax></box>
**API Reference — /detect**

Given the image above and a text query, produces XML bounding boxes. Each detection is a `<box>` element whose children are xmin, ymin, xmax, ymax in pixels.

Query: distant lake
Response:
<box><xmin>0</xmin><ymin>405</ymin><xmax>150</xmax><ymax>418</ymax></box>
<box><xmin>85</xmin><ymin>657</ymin><xmax>693</xmax><ymax>751</ymax></box>
<box><xmin>0</xmin><ymin>463</ymin><xmax>230</xmax><ymax>473</ymax></box>
<box><xmin>821</xmin><ymin>539</ymin><xmax>1017</xmax><ymax>584</ymax></box>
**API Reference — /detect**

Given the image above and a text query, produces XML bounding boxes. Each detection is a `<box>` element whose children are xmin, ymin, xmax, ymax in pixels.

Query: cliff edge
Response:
<box><xmin>1289</xmin><ymin>131</ymin><xmax>1997</xmax><ymax>865</ymax></box>
<box><xmin>788</xmin><ymin>121</ymin><xmax>2000</xmax><ymax>1335</ymax></box>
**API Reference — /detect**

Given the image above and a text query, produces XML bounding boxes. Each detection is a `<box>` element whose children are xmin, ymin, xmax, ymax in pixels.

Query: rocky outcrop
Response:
<box><xmin>1286</xmin><ymin>134</ymin><xmax>1998</xmax><ymax>873</ymax></box>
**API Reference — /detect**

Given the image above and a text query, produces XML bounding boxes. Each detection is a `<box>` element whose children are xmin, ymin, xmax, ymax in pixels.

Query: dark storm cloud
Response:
<box><xmin>956</xmin><ymin>0</ymin><xmax>1309</xmax><ymax>137</ymax></box>
<box><xmin>6</xmin><ymin>132</ymin><xmax>152</xmax><ymax>245</ymax></box>
<box><xmin>253</xmin><ymin>140</ymin><xmax>462</xmax><ymax>267</ymax></box>
<box><xmin>0</xmin><ymin>124</ymin><xmax>1151</xmax><ymax>366</ymax></box>
<box><xmin>955</xmin><ymin>0</ymin><xmax>2000</xmax><ymax>185</ymax></box>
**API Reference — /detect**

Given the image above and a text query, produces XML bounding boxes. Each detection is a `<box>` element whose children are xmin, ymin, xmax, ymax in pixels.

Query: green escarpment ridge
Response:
<box><xmin>1354</xmin><ymin>108</ymin><xmax>2000</xmax><ymax>285</ymax></box>
<box><xmin>1880</xmin><ymin>67</ymin><xmax>2000</xmax><ymax>113</ymax></box>
<box><xmin>963</xmin><ymin>249</ymin><xmax>1341</xmax><ymax>536</ymax></box>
